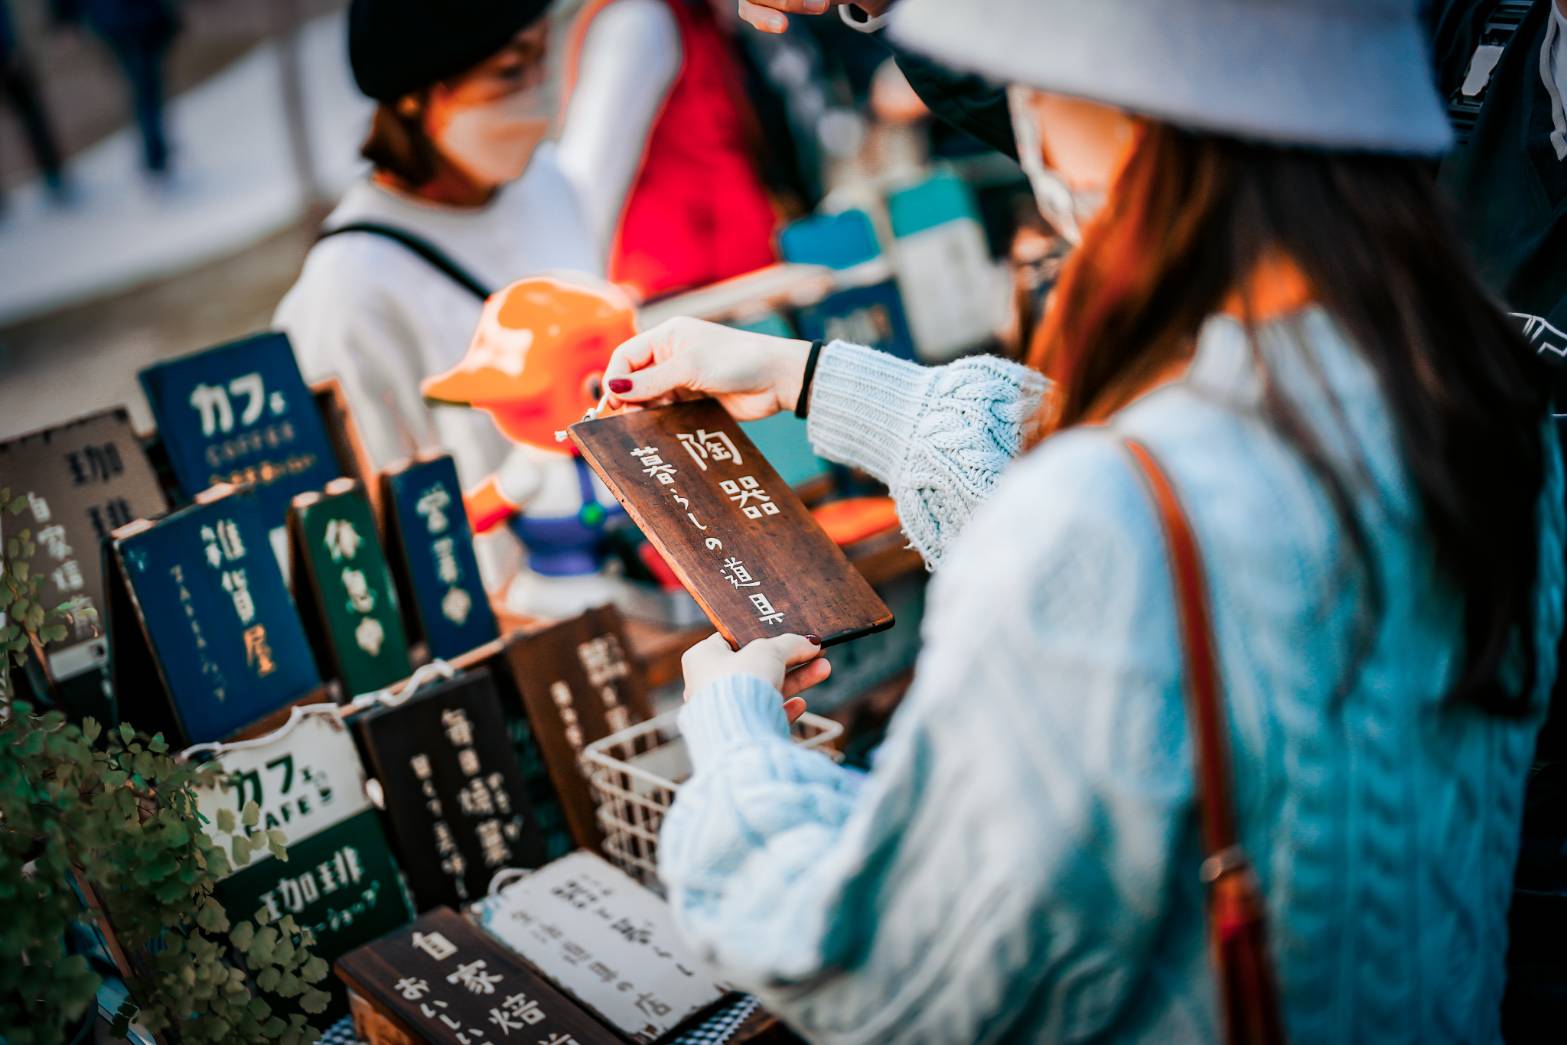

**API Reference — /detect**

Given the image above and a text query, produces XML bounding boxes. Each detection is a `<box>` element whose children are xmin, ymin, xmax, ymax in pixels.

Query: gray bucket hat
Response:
<box><xmin>889</xmin><ymin>0</ymin><xmax>1453</xmax><ymax>155</ymax></box>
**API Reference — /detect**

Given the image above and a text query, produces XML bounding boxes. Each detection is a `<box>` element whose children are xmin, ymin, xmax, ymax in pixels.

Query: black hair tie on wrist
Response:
<box><xmin>795</xmin><ymin>340</ymin><xmax>825</xmax><ymax>420</ymax></box>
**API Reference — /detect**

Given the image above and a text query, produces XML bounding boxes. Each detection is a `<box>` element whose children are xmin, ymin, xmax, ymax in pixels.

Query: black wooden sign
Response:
<box><xmin>501</xmin><ymin>607</ymin><xmax>652</xmax><ymax>849</ymax></box>
<box><xmin>336</xmin><ymin>906</ymin><xmax>621</xmax><ymax>1045</ymax></box>
<box><xmin>570</xmin><ymin>400</ymin><xmax>893</xmax><ymax>648</ymax></box>
<box><xmin>351</xmin><ymin>668</ymin><xmax>547</xmax><ymax>910</ymax></box>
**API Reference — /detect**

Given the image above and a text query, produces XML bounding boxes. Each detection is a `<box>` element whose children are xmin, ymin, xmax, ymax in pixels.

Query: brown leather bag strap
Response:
<box><xmin>1123</xmin><ymin>438</ymin><xmax>1239</xmax><ymax>858</ymax></box>
<box><xmin>1122</xmin><ymin>437</ymin><xmax>1287</xmax><ymax>1045</ymax></box>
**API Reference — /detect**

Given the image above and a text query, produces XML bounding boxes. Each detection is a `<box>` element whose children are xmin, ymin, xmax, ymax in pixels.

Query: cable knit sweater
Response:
<box><xmin>657</xmin><ymin>307</ymin><xmax>1566</xmax><ymax>1043</ymax></box>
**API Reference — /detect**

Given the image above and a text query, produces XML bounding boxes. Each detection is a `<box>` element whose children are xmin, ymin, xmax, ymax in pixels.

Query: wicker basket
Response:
<box><xmin>581</xmin><ymin>708</ymin><xmax>844</xmax><ymax>891</ymax></box>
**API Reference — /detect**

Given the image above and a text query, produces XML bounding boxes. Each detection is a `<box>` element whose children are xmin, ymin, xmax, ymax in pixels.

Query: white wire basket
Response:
<box><xmin>581</xmin><ymin>708</ymin><xmax>844</xmax><ymax>891</ymax></box>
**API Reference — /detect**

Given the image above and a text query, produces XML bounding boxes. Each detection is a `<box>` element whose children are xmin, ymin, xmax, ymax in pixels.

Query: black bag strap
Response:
<box><xmin>316</xmin><ymin>221</ymin><xmax>493</xmax><ymax>301</ymax></box>
<box><xmin>1446</xmin><ymin>0</ymin><xmax>1536</xmax><ymax>145</ymax></box>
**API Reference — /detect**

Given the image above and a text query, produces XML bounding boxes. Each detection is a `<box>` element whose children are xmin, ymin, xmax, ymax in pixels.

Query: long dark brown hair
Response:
<box><xmin>1032</xmin><ymin>122</ymin><xmax>1551</xmax><ymax>713</ymax></box>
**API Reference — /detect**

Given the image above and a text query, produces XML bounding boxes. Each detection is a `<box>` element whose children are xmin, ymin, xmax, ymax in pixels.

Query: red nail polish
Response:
<box><xmin>806</xmin><ymin>634</ymin><xmax>822</xmax><ymax>645</ymax></box>
<box><xmin>608</xmin><ymin>378</ymin><xmax>633</xmax><ymax>394</ymax></box>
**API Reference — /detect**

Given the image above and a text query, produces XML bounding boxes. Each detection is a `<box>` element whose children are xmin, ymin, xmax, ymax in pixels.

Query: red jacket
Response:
<box><xmin>568</xmin><ymin>0</ymin><xmax>778</xmax><ymax>299</ymax></box>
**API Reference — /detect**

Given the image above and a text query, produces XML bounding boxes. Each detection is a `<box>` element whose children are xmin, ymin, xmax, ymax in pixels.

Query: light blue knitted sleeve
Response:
<box><xmin>657</xmin><ymin>430</ymin><xmax>1194</xmax><ymax>1042</ymax></box>
<box><xmin>805</xmin><ymin>342</ymin><xmax>1049</xmax><ymax>567</ymax></box>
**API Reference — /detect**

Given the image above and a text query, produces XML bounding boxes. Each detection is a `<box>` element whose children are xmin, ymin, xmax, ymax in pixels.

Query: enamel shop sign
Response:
<box><xmin>290</xmin><ymin>478</ymin><xmax>412</xmax><ymax>698</ymax></box>
<box><xmin>382</xmin><ymin>455</ymin><xmax>499</xmax><ymax>661</ymax></box>
<box><xmin>0</xmin><ymin>408</ymin><xmax>167</xmax><ymax>691</ymax></box>
<box><xmin>191</xmin><ymin>706</ymin><xmax>412</xmax><ymax>1000</ymax></box>
<box><xmin>106</xmin><ymin>485</ymin><xmax>321</xmax><ymax>746</ymax></box>
<box><xmin>138</xmin><ymin>332</ymin><xmax>342</xmax><ymax>551</ymax></box>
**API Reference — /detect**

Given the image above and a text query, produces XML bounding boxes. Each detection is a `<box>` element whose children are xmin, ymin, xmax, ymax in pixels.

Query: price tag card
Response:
<box><xmin>569</xmin><ymin>400</ymin><xmax>893</xmax><ymax>648</ymax></box>
<box><xmin>191</xmin><ymin>706</ymin><xmax>413</xmax><ymax>1006</ymax></box>
<box><xmin>475</xmin><ymin>851</ymin><xmax>731</xmax><ymax>1042</ymax></box>
<box><xmin>353</xmin><ymin>669</ymin><xmax>547</xmax><ymax>909</ymax></box>
<box><xmin>107</xmin><ymin>486</ymin><xmax>321</xmax><ymax>746</ymax></box>
<box><xmin>382</xmin><ymin>456</ymin><xmax>499</xmax><ymax>661</ymax></box>
<box><xmin>0</xmin><ymin>408</ymin><xmax>168</xmax><ymax>688</ymax></box>
<box><xmin>290</xmin><ymin>479</ymin><xmax>412</xmax><ymax>698</ymax></box>
<box><xmin>501</xmin><ymin>608</ymin><xmax>652</xmax><ymax>848</ymax></box>
<box><xmin>336</xmin><ymin>906</ymin><xmax>620</xmax><ymax>1045</ymax></box>
<box><xmin>138</xmin><ymin>332</ymin><xmax>342</xmax><ymax>545</ymax></box>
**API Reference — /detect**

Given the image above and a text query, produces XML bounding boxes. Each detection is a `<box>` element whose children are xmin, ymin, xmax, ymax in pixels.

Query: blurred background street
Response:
<box><xmin>0</xmin><ymin>0</ymin><xmax>357</xmax><ymax>433</ymax></box>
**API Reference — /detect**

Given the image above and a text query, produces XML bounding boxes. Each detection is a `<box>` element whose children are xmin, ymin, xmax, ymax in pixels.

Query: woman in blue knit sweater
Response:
<box><xmin>603</xmin><ymin>1</ymin><xmax>1564</xmax><ymax>1040</ymax></box>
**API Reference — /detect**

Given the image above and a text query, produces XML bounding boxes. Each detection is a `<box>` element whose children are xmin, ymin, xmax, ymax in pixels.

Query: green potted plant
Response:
<box><xmin>1</xmin><ymin>486</ymin><xmax>331</xmax><ymax>1043</ymax></box>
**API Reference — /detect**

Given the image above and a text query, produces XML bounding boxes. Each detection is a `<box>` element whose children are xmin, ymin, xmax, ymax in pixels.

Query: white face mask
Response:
<box><xmin>434</xmin><ymin>83</ymin><xmax>554</xmax><ymax>188</ymax></box>
<box><xmin>1007</xmin><ymin>84</ymin><xmax>1106</xmax><ymax>245</ymax></box>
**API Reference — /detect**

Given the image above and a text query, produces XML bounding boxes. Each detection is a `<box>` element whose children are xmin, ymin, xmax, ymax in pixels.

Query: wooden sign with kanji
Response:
<box><xmin>500</xmin><ymin>607</ymin><xmax>653</xmax><ymax>849</ymax></box>
<box><xmin>336</xmin><ymin>906</ymin><xmax>620</xmax><ymax>1044</ymax></box>
<box><xmin>569</xmin><ymin>400</ymin><xmax>893</xmax><ymax>649</ymax></box>
<box><xmin>0</xmin><ymin>407</ymin><xmax>168</xmax><ymax>716</ymax></box>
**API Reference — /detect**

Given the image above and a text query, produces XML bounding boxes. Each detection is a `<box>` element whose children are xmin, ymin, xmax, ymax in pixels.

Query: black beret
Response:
<box><xmin>348</xmin><ymin>0</ymin><xmax>554</xmax><ymax>103</ymax></box>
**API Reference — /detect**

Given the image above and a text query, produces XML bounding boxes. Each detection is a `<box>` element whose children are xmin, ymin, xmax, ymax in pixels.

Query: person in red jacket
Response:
<box><xmin>559</xmin><ymin>0</ymin><xmax>779</xmax><ymax>300</ymax></box>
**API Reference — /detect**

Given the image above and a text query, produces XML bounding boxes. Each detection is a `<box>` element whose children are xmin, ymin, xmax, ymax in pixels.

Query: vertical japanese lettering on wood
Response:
<box><xmin>501</xmin><ymin>607</ymin><xmax>652</xmax><ymax>849</ymax></box>
<box><xmin>106</xmin><ymin>486</ymin><xmax>321</xmax><ymax>746</ymax></box>
<box><xmin>352</xmin><ymin>669</ymin><xmax>547</xmax><ymax>909</ymax></box>
<box><xmin>382</xmin><ymin>456</ymin><xmax>499</xmax><ymax>661</ymax></box>
<box><xmin>0</xmin><ymin>409</ymin><xmax>168</xmax><ymax>691</ymax></box>
<box><xmin>570</xmin><ymin>400</ymin><xmax>893</xmax><ymax>648</ymax></box>
<box><xmin>290</xmin><ymin>478</ymin><xmax>412</xmax><ymax>698</ymax></box>
<box><xmin>336</xmin><ymin>907</ymin><xmax>620</xmax><ymax>1045</ymax></box>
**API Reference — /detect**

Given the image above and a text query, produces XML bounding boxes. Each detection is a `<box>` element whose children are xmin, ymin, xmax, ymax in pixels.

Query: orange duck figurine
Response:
<box><xmin>422</xmin><ymin>276</ymin><xmax>637</xmax><ymax>619</ymax></box>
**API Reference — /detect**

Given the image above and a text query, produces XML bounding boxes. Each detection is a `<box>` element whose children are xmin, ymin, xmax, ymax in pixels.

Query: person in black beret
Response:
<box><xmin>274</xmin><ymin>0</ymin><xmax>613</xmax><ymax>598</ymax></box>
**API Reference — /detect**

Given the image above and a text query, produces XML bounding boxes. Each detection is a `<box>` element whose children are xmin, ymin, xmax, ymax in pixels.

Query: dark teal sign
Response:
<box><xmin>138</xmin><ymin>332</ymin><xmax>341</xmax><ymax>529</ymax></box>
<box><xmin>111</xmin><ymin>489</ymin><xmax>320</xmax><ymax>744</ymax></box>
<box><xmin>382</xmin><ymin>457</ymin><xmax>498</xmax><ymax>661</ymax></box>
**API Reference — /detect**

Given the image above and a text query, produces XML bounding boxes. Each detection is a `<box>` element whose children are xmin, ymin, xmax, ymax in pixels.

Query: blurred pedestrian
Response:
<box><xmin>275</xmin><ymin>0</ymin><xmax>599</xmax><ymax>488</ymax></box>
<box><xmin>55</xmin><ymin>0</ymin><xmax>179</xmax><ymax>177</ymax></box>
<box><xmin>0</xmin><ymin>0</ymin><xmax>68</xmax><ymax>208</ymax></box>
<box><xmin>558</xmin><ymin>0</ymin><xmax>779</xmax><ymax>300</ymax></box>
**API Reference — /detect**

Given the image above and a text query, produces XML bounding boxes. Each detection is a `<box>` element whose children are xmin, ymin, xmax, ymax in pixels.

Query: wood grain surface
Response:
<box><xmin>570</xmin><ymin>401</ymin><xmax>893</xmax><ymax>649</ymax></box>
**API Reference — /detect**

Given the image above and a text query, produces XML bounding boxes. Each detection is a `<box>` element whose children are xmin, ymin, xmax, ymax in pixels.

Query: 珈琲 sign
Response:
<box><xmin>0</xmin><ymin>408</ymin><xmax>168</xmax><ymax>691</ymax></box>
<box><xmin>191</xmin><ymin>705</ymin><xmax>412</xmax><ymax>1009</ymax></box>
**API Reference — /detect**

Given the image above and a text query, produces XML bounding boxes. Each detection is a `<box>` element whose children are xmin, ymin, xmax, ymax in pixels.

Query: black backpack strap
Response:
<box><xmin>316</xmin><ymin>221</ymin><xmax>493</xmax><ymax>301</ymax></box>
<box><xmin>1445</xmin><ymin>0</ymin><xmax>1536</xmax><ymax>145</ymax></box>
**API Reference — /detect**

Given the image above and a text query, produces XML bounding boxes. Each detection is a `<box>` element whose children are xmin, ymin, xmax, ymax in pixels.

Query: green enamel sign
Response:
<box><xmin>289</xmin><ymin>480</ymin><xmax>411</xmax><ymax>697</ymax></box>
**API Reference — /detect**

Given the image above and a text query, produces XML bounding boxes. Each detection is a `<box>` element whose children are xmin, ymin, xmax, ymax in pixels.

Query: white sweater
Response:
<box><xmin>272</xmin><ymin>144</ymin><xmax>601</xmax><ymax>487</ymax></box>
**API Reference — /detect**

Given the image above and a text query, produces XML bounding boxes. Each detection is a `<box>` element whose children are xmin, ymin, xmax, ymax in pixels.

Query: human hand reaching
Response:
<box><xmin>603</xmin><ymin>317</ymin><xmax>812</xmax><ymax>422</ymax></box>
<box><xmin>736</xmin><ymin>0</ymin><xmax>895</xmax><ymax>35</ymax></box>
